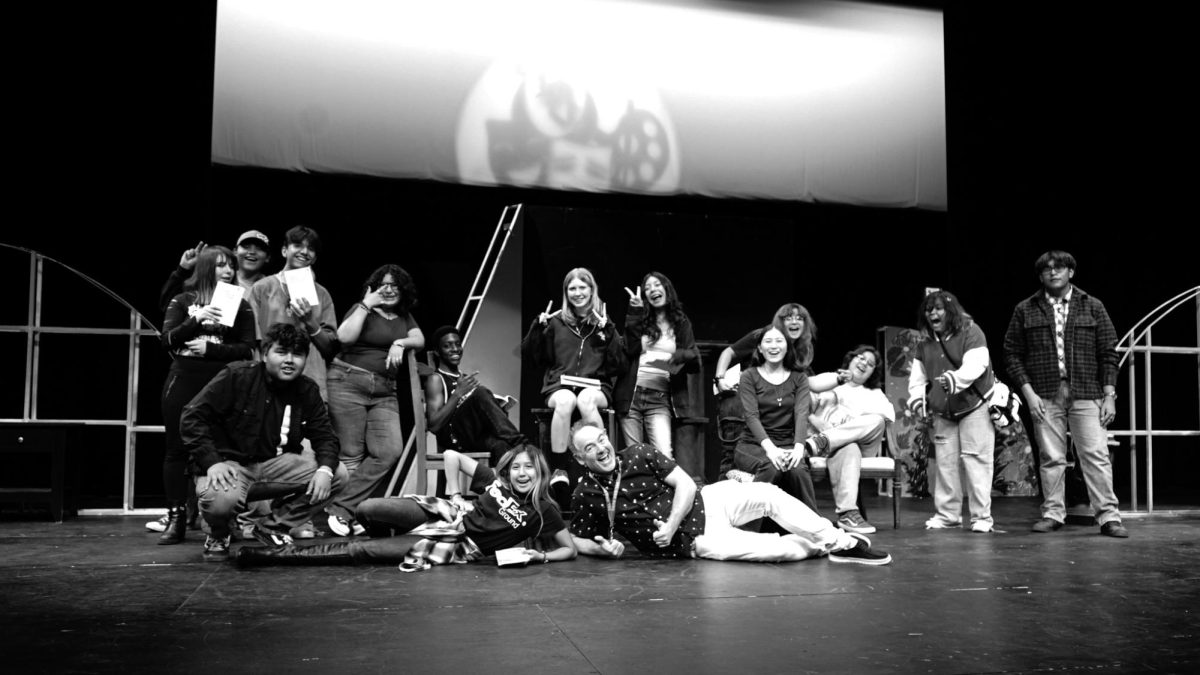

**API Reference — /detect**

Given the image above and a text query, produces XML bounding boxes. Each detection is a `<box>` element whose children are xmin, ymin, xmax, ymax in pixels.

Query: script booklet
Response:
<box><xmin>494</xmin><ymin>547</ymin><xmax>533</xmax><ymax>567</ymax></box>
<box><xmin>211</xmin><ymin>281</ymin><xmax>245</xmax><ymax>327</ymax></box>
<box><xmin>283</xmin><ymin>267</ymin><xmax>321</xmax><ymax>306</ymax></box>
<box><xmin>560</xmin><ymin>374</ymin><xmax>602</xmax><ymax>390</ymax></box>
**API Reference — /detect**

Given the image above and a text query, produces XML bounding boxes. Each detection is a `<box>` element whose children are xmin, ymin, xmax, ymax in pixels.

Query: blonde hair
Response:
<box><xmin>560</xmin><ymin>267</ymin><xmax>602</xmax><ymax>326</ymax></box>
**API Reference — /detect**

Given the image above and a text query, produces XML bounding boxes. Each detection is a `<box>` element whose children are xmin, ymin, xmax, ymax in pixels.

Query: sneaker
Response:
<box><xmin>837</xmin><ymin>510</ymin><xmax>876</xmax><ymax>534</ymax></box>
<box><xmin>829</xmin><ymin>533</ymin><xmax>891</xmax><ymax>566</ymax></box>
<box><xmin>549</xmin><ymin>470</ymin><xmax>572</xmax><ymax>511</ymax></box>
<box><xmin>725</xmin><ymin>469</ymin><xmax>754</xmax><ymax>483</ymax></box>
<box><xmin>805</xmin><ymin>433</ymin><xmax>831</xmax><ymax>458</ymax></box>
<box><xmin>290</xmin><ymin>521</ymin><xmax>316</xmax><ymax>540</ymax></box>
<box><xmin>202</xmin><ymin>534</ymin><xmax>231</xmax><ymax>562</ymax></box>
<box><xmin>327</xmin><ymin>514</ymin><xmax>366</xmax><ymax>537</ymax></box>
<box><xmin>250</xmin><ymin>524</ymin><xmax>294</xmax><ymax>549</ymax></box>
<box><xmin>1100</xmin><ymin>521</ymin><xmax>1129</xmax><ymax>538</ymax></box>
<box><xmin>1031</xmin><ymin>517</ymin><xmax>1063</xmax><ymax>533</ymax></box>
<box><xmin>970</xmin><ymin>520</ymin><xmax>994</xmax><ymax>534</ymax></box>
<box><xmin>145</xmin><ymin>513</ymin><xmax>169</xmax><ymax>533</ymax></box>
<box><xmin>924</xmin><ymin>516</ymin><xmax>962</xmax><ymax>529</ymax></box>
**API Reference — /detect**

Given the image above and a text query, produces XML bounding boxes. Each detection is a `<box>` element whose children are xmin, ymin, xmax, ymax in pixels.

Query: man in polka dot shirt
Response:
<box><xmin>567</xmin><ymin>421</ymin><xmax>891</xmax><ymax>564</ymax></box>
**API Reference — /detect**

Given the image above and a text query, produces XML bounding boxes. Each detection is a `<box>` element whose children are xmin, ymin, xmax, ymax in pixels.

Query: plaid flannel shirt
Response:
<box><xmin>1003</xmin><ymin>285</ymin><xmax>1118</xmax><ymax>400</ymax></box>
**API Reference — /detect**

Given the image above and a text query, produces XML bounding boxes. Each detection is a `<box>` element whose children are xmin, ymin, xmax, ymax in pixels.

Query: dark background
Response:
<box><xmin>5</xmin><ymin>1</ymin><xmax>1195</xmax><ymax>506</ymax></box>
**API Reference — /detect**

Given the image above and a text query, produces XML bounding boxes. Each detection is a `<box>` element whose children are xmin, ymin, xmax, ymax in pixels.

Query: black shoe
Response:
<box><xmin>236</xmin><ymin>542</ymin><xmax>356</xmax><ymax>567</ymax></box>
<box><xmin>806</xmin><ymin>433</ymin><xmax>831</xmax><ymax>458</ymax></box>
<box><xmin>157</xmin><ymin>505</ymin><xmax>187</xmax><ymax>545</ymax></box>
<box><xmin>1031</xmin><ymin>518</ymin><xmax>1063</xmax><ymax>533</ymax></box>
<box><xmin>549</xmin><ymin>470</ymin><xmax>572</xmax><ymax>511</ymax></box>
<box><xmin>829</xmin><ymin>533</ymin><xmax>892</xmax><ymax>566</ymax></box>
<box><xmin>1100</xmin><ymin>521</ymin><xmax>1129</xmax><ymax>538</ymax></box>
<box><xmin>250</xmin><ymin>524</ymin><xmax>295</xmax><ymax>549</ymax></box>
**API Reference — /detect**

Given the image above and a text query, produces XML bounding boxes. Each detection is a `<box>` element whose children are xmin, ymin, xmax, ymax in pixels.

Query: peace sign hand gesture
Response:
<box><xmin>592</xmin><ymin>303</ymin><xmax>608</xmax><ymax>329</ymax></box>
<box><xmin>624</xmin><ymin>286</ymin><xmax>643</xmax><ymax>308</ymax></box>
<box><xmin>537</xmin><ymin>300</ymin><xmax>561</xmax><ymax>326</ymax></box>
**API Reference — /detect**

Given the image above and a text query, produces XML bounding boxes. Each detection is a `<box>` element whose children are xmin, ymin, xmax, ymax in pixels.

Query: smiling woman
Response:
<box><xmin>323</xmin><ymin>263</ymin><xmax>425</xmax><ymax>537</ymax></box>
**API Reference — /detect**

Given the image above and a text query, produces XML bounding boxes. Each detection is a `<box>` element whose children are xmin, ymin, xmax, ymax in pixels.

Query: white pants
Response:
<box><xmin>694</xmin><ymin>481</ymin><xmax>856</xmax><ymax>562</ymax></box>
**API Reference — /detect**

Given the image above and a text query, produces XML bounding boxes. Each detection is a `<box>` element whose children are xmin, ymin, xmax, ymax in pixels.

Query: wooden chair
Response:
<box><xmin>807</xmin><ymin>422</ymin><xmax>902</xmax><ymax>528</ymax></box>
<box><xmin>384</xmin><ymin>351</ymin><xmax>491</xmax><ymax>499</ymax></box>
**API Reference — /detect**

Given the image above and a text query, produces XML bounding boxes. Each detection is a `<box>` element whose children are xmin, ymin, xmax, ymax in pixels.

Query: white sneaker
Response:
<box><xmin>327</xmin><ymin>514</ymin><xmax>365</xmax><ymax>537</ymax></box>
<box><xmin>145</xmin><ymin>514</ymin><xmax>169</xmax><ymax>533</ymax></box>
<box><xmin>970</xmin><ymin>521</ymin><xmax>994</xmax><ymax>533</ymax></box>
<box><xmin>924</xmin><ymin>516</ymin><xmax>962</xmax><ymax>529</ymax></box>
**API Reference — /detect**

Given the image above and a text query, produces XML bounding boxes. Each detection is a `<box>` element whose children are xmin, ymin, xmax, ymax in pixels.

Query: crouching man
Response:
<box><xmin>181</xmin><ymin>322</ymin><xmax>348</xmax><ymax>562</ymax></box>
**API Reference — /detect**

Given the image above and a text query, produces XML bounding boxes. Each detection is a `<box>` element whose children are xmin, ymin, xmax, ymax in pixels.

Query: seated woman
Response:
<box><xmin>521</xmin><ymin>267</ymin><xmax>624</xmax><ymax>507</ymax></box>
<box><xmin>324</xmin><ymin>264</ymin><xmax>424</xmax><ymax>537</ymax></box>
<box><xmin>804</xmin><ymin>344</ymin><xmax>895</xmax><ymax>534</ymax></box>
<box><xmin>236</xmin><ymin>445</ymin><xmax>577</xmax><ymax>569</ymax></box>
<box><xmin>613</xmin><ymin>271</ymin><xmax>702</xmax><ymax>459</ymax></box>
<box><xmin>732</xmin><ymin>326</ymin><xmax>820</xmax><ymax>513</ymax></box>
<box><xmin>713</xmin><ymin>303</ymin><xmax>817</xmax><ymax>479</ymax></box>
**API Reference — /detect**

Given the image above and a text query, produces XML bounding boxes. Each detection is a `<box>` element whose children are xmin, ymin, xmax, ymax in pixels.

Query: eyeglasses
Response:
<box><xmin>378</xmin><ymin>282</ymin><xmax>400</xmax><ymax>289</ymax></box>
<box><xmin>1041</xmin><ymin>264</ymin><xmax>1069</xmax><ymax>276</ymax></box>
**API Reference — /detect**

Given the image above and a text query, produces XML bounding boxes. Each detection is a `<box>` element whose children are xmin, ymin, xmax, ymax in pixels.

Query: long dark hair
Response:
<box><xmin>772</xmin><ymin>302</ymin><xmax>816</xmax><ymax>370</ymax></box>
<box><xmin>749</xmin><ymin>325</ymin><xmax>800</xmax><ymax>371</ymax></box>
<box><xmin>637</xmin><ymin>271</ymin><xmax>689</xmax><ymax>342</ymax></box>
<box><xmin>182</xmin><ymin>245</ymin><xmax>234</xmax><ymax>305</ymax></box>
<box><xmin>364</xmin><ymin>264</ymin><xmax>419</xmax><ymax>314</ymax></box>
<box><xmin>917</xmin><ymin>290</ymin><xmax>972</xmax><ymax>337</ymax></box>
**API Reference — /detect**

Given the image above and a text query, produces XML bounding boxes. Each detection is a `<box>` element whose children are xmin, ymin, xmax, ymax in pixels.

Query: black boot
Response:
<box><xmin>235</xmin><ymin>542</ymin><xmax>357</xmax><ymax>567</ymax></box>
<box><xmin>185</xmin><ymin>486</ymin><xmax>201</xmax><ymax>531</ymax></box>
<box><xmin>157</xmin><ymin>505</ymin><xmax>187</xmax><ymax>545</ymax></box>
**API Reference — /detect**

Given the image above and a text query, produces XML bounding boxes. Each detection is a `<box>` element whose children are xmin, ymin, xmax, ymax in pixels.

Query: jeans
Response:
<box><xmin>620</xmin><ymin>386</ymin><xmax>674</xmax><ymax>456</ymax></box>
<box><xmin>196</xmin><ymin>452</ymin><xmax>348</xmax><ymax>538</ymax></box>
<box><xmin>694</xmin><ymin>481</ymin><xmax>854</xmax><ymax>562</ymax></box>
<box><xmin>733</xmin><ymin>441</ymin><xmax>819</xmax><ymax>513</ymax></box>
<box><xmin>929</xmin><ymin>405</ymin><xmax>994</xmax><ymax>527</ymax></box>
<box><xmin>443</xmin><ymin>384</ymin><xmax>526</xmax><ymax>466</ymax></box>
<box><xmin>326</xmin><ymin>360</ymin><xmax>404</xmax><ymax>519</ymax></box>
<box><xmin>1032</xmin><ymin>380</ymin><xmax>1121</xmax><ymax>525</ymax></box>
<box><xmin>821</xmin><ymin>413</ymin><xmax>885</xmax><ymax>514</ymax></box>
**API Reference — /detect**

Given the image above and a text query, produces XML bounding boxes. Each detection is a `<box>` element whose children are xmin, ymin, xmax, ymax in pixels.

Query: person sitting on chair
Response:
<box><xmin>567</xmin><ymin>421</ymin><xmax>890</xmax><ymax>565</ymax></box>
<box><xmin>804</xmin><ymin>344</ymin><xmax>895</xmax><ymax>535</ymax></box>
<box><xmin>425</xmin><ymin>325</ymin><xmax>527</xmax><ymax>467</ymax></box>
<box><xmin>181</xmin><ymin>322</ymin><xmax>348</xmax><ymax>563</ymax></box>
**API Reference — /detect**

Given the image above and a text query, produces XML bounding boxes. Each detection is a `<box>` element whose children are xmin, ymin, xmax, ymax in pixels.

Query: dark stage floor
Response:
<box><xmin>2</xmin><ymin>495</ymin><xmax>1198</xmax><ymax>675</ymax></box>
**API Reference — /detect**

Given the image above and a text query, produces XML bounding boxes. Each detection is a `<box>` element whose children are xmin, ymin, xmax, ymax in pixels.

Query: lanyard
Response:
<box><xmin>589</xmin><ymin>459</ymin><xmax>622</xmax><ymax>541</ymax></box>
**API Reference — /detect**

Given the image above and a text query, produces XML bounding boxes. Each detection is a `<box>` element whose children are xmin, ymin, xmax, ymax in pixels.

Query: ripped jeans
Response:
<box><xmin>929</xmin><ymin>405</ymin><xmax>994</xmax><ymax>527</ymax></box>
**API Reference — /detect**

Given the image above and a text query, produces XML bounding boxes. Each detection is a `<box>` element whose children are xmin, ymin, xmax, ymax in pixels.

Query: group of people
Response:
<box><xmin>151</xmin><ymin>237</ymin><xmax>1129</xmax><ymax>572</ymax></box>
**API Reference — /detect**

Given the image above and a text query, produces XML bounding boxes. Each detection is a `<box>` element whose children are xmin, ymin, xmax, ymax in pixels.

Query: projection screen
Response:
<box><xmin>212</xmin><ymin>0</ymin><xmax>946</xmax><ymax>210</ymax></box>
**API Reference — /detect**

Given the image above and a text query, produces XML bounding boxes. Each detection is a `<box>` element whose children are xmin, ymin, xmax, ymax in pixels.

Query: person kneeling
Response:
<box><xmin>181</xmin><ymin>323</ymin><xmax>349</xmax><ymax>563</ymax></box>
<box><xmin>567</xmin><ymin>421</ymin><xmax>890</xmax><ymax>565</ymax></box>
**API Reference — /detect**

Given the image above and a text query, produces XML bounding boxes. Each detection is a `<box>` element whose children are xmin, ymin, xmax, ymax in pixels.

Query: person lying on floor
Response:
<box><xmin>802</xmin><ymin>344</ymin><xmax>896</xmax><ymax>535</ymax></box>
<box><xmin>567</xmin><ymin>421</ymin><xmax>891</xmax><ymax>565</ymax></box>
<box><xmin>236</xmin><ymin>444</ymin><xmax>577</xmax><ymax>570</ymax></box>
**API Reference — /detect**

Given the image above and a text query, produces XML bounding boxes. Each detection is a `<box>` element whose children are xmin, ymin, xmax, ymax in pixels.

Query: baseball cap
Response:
<box><xmin>236</xmin><ymin>230</ymin><xmax>270</xmax><ymax>250</ymax></box>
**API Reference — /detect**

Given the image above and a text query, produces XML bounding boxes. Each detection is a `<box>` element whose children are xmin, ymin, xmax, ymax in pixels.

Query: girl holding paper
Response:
<box><xmin>613</xmin><ymin>271</ymin><xmax>702</xmax><ymax>459</ymax></box>
<box><xmin>521</xmin><ymin>267</ymin><xmax>624</xmax><ymax>506</ymax></box>
<box><xmin>157</xmin><ymin>245</ymin><xmax>257</xmax><ymax>544</ymax></box>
